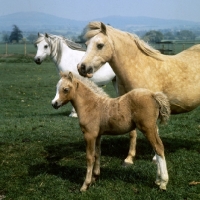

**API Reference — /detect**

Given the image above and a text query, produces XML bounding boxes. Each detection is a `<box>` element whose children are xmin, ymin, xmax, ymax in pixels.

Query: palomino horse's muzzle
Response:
<box><xmin>77</xmin><ymin>63</ymin><xmax>94</xmax><ymax>78</ymax></box>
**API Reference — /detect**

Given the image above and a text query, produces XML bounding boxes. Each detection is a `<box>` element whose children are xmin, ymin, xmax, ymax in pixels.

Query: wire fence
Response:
<box><xmin>0</xmin><ymin>43</ymin><xmax>36</xmax><ymax>56</ymax></box>
<box><xmin>0</xmin><ymin>41</ymin><xmax>200</xmax><ymax>56</ymax></box>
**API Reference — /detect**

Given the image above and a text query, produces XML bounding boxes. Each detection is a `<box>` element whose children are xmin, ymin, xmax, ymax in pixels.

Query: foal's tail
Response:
<box><xmin>153</xmin><ymin>92</ymin><xmax>171</xmax><ymax>124</ymax></box>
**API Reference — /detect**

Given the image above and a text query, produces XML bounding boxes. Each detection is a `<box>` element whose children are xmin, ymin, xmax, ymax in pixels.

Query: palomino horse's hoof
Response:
<box><xmin>122</xmin><ymin>161</ymin><xmax>133</xmax><ymax>167</ymax></box>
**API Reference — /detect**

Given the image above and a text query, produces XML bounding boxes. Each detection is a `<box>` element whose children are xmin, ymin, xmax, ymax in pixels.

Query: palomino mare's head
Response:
<box><xmin>34</xmin><ymin>33</ymin><xmax>51</xmax><ymax>64</ymax></box>
<box><xmin>77</xmin><ymin>22</ymin><xmax>114</xmax><ymax>78</ymax></box>
<box><xmin>52</xmin><ymin>72</ymin><xmax>75</xmax><ymax>109</ymax></box>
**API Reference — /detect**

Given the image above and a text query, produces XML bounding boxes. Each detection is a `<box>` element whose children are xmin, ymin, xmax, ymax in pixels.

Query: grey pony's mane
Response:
<box><xmin>35</xmin><ymin>33</ymin><xmax>86</xmax><ymax>65</ymax></box>
<box><xmin>85</xmin><ymin>21</ymin><xmax>164</xmax><ymax>61</ymax></box>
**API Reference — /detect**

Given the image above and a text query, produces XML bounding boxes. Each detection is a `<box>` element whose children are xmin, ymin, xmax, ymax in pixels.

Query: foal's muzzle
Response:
<box><xmin>52</xmin><ymin>101</ymin><xmax>60</xmax><ymax>109</ymax></box>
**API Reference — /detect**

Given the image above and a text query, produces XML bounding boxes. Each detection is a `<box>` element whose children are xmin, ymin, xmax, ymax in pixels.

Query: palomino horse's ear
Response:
<box><xmin>45</xmin><ymin>33</ymin><xmax>49</xmax><ymax>38</ymax></box>
<box><xmin>100</xmin><ymin>22</ymin><xmax>107</xmax><ymax>35</ymax></box>
<box><xmin>68</xmin><ymin>72</ymin><xmax>73</xmax><ymax>82</ymax></box>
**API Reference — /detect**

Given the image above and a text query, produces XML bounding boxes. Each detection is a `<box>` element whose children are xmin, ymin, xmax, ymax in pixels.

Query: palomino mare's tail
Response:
<box><xmin>153</xmin><ymin>92</ymin><xmax>170</xmax><ymax>124</ymax></box>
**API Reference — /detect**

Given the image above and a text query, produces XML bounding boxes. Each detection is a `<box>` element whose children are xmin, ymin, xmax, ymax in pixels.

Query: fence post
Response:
<box><xmin>24</xmin><ymin>42</ymin><xmax>26</xmax><ymax>56</ymax></box>
<box><xmin>5</xmin><ymin>43</ymin><xmax>8</xmax><ymax>55</ymax></box>
<box><xmin>182</xmin><ymin>44</ymin><xmax>185</xmax><ymax>51</ymax></box>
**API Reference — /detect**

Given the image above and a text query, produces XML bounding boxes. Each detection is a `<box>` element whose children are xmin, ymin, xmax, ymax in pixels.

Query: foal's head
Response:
<box><xmin>52</xmin><ymin>72</ymin><xmax>75</xmax><ymax>109</ymax></box>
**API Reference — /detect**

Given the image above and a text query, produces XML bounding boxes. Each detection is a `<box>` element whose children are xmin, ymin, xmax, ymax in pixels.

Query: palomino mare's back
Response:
<box><xmin>77</xmin><ymin>22</ymin><xmax>200</xmax><ymax>114</ymax></box>
<box><xmin>77</xmin><ymin>21</ymin><xmax>200</xmax><ymax>166</ymax></box>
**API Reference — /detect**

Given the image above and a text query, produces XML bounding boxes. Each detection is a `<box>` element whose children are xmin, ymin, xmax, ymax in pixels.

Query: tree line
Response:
<box><xmin>2</xmin><ymin>25</ymin><xmax>37</xmax><ymax>43</ymax></box>
<box><xmin>142</xmin><ymin>30</ymin><xmax>196</xmax><ymax>43</ymax></box>
<box><xmin>1</xmin><ymin>24</ymin><xmax>198</xmax><ymax>44</ymax></box>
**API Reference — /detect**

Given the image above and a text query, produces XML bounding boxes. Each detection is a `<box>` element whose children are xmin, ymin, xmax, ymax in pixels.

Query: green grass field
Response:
<box><xmin>0</xmin><ymin>56</ymin><xmax>200</xmax><ymax>199</ymax></box>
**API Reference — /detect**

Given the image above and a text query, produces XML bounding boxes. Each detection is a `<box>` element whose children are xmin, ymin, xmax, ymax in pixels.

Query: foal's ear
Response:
<box><xmin>100</xmin><ymin>22</ymin><xmax>107</xmax><ymax>35</ymax></box>
<box><xmin>67</xmin><ymin>72</ymin><xmax>73</xmax><ymax>82</ymax></box>
<box><xmin>38</xmin><ymin>32</ymin><xmax>42</xmax><ymax>37</ymax></box>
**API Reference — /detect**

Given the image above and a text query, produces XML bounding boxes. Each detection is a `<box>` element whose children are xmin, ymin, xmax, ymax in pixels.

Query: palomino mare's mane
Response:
<box><xmin>64</xmin><ymin>72</ymin><xmax>109</xmax><ymax>98</ymax></box>
<box><xmin>85</xmin><ymin>22</ymin><xmax>164</xmax><ymax>61</ymax></box>
<box><xmin>35</xmin><ymin>34</ymin><xmax>86</xmax><ymax>65</ymax></box>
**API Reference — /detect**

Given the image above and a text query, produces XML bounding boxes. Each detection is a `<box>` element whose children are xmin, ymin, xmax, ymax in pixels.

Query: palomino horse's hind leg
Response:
<box><xmin>124</xmin><ymin>129</ymin><xmax>137</xmax><ymax>166</ymax></box>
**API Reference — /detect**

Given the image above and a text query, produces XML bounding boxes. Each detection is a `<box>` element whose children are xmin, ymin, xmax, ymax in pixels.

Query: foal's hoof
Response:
<box><xmin>69</xmin><ymin>113</ymin><xmax>78</xmax><ymax>118</ymax></box>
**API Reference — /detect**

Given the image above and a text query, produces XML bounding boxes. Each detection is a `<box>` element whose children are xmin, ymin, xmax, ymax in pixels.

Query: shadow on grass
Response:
<box><xmin>28</xmin><ymin>135</ymin><xmax>199</xmax><ymax>187</ymax></box>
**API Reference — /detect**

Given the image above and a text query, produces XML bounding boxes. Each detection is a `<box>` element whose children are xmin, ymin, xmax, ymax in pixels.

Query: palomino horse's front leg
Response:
<box><xmin>124</xmin><ymin>129</ymin><xmax>137</xmax><ymax>165</ymax></box>
<box><xmin>80</xmin><ymin>133</ymin><xmax>97</xmax><ymax>192</ymax></box>
<box><xmin>117</xmin><ymin>79</ymin><xmax>137</xmax><ymax>166</ymax></box>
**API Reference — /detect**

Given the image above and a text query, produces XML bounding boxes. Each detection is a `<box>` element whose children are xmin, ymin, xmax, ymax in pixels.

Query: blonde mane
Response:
<box><xmin>66</xmin><ymin>72</ymin><xmax>109</xmax><ymax>98</ymax></box>
<box><xmin>85</xmin><ymin>21</ymin><xmax>164</xmax><ymax>61</ymax></box>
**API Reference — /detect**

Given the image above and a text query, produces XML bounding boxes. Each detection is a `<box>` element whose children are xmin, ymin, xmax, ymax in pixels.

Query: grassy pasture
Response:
<box><xmin>0</xmin><ymin>56</ymin><xmax>200</xmax><ymax>199</ymax></box>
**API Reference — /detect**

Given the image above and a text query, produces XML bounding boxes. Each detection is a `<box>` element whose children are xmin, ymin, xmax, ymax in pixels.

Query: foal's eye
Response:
<box><xmin>97</xmin><ymin>43</ymin><xmax>104</xmax><ymax>49</ymax></box>
<box><xmin>63</xmin><ymin>87</ymin><xmax>69</xmax><ymax>93</ymax></box>
<box><xmin>44</xmin><ymin>45</ymin><xmax>48</xmax><ymax>49</ymax></box>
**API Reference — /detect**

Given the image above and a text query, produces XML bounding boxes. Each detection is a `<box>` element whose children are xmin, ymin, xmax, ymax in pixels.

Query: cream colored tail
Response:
<box><xmin>153</xmin><ymin>92</ymin><xmax>170</xmax><ymax>124</ymax></box>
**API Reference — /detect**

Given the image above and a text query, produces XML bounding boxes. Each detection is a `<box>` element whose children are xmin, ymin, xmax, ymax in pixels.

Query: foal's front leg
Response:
<box><xmin>80</xmin><ymin>133</ymin><xmax>97</xmax><ymax>192</ymax></box>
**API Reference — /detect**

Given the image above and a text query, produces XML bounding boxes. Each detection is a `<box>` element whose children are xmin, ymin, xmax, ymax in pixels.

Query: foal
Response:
<box><xmin>52</xmin><ymin>72</ymin><xmax>170</xmax><ymax>191</ymax></box>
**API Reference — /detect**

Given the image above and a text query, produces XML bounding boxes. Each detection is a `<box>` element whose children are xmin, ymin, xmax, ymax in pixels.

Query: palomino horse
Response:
<box><xmin>52</xmin><ymin>72</ymin><xmax>170</xmax><ymax>191</ymax></box>
<box><xmin>34</xmin><ymin>33</ymin><xmax>117</xmax><ymax>117</ymax></box>
<box><xmin>77</xmin><ymin>21</ymin><xmax>200</xmax><ymax>164</ymax></box>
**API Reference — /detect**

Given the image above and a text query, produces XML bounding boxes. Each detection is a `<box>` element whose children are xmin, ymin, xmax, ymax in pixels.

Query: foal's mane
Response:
<box><xmin>85</xmin><ymin>21</ymin><xmax>164</xmax><ymax>61</ymax></box>
<box><xmin>65</xmin><ymin>72</ymin><xmax>109</xmax><ymax>98</ymax></box>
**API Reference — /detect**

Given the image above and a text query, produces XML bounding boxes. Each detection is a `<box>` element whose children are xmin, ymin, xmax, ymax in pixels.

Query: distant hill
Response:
<box><xmin>0</xmin><ymin>12</ymin><xmax>87</xmax><ymax>32</ymax></box>
<box><xmin>95</xmin><ymin>16</ymin><xmax>200</xmax><ymax>32</ymax></box>
<box><xmin>1</xmin><ymin>12</ymin><xmax>200</xmax><ymax>33</ymax></box>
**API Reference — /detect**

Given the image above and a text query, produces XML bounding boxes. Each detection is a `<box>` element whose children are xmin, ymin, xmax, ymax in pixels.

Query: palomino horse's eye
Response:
<box><xmin>97</xmin><ymin>43</ymin><xmax>104</xmax><ymax>50</ymax></box>
<box><xmin>44</xmin><ymin>45</ymin><xmax>48</xmax><ymax>49</ymax></box>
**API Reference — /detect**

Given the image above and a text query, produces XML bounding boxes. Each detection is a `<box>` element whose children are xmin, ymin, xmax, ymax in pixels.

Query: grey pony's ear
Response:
<box><xmin>68</xmin><ymin>72</ymin><xmax>73</xmax><ymax>82</ymax></box>
<box><xmin>100</xmin><ymin>22</ymin><xmax>107</xmax><ymax>35</ymax></box>
<box><xmin>38</xmin><ymin>32</ymin><xmax>43</xmax><ymax>37</ymax></box>
<box><xmin>45</xmin><ymin>33</ymin><xmax>49</xmax><ymax>38</ymax></box>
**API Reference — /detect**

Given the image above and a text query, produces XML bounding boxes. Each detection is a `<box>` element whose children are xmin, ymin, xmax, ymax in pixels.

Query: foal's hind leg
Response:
<box><xmin>124</xmin><ymin>129</ymin><xmax>137</xmax><ymax>166</ymax></box>
<box><xmin>142</xmin><ymin>126</ymin><xmax>168</xmax><ymax>190</ymax></box>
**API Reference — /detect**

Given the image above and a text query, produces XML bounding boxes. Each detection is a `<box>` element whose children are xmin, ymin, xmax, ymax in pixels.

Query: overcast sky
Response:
<box><xmin>1</xmin><ymin>0</ymin><xmax>200</xmax><ymax>22</ymax></box>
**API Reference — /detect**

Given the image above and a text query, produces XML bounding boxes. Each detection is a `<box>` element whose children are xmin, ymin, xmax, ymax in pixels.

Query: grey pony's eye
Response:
<box><xmin>44</xmin><ymin>45</ymin><xmax>48</xmax><ymax>49</ymax></box>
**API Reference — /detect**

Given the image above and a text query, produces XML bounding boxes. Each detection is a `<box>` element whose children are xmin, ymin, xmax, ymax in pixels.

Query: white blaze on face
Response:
<box><xmin>52</xmin><ymin>79</ymin><xmax>62</xmax><ymax>104</ymax></box>
<box><xmin>35</xmin><ymin>40</ymin><xmax>49</xmax><ymax>59</ymax></box>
